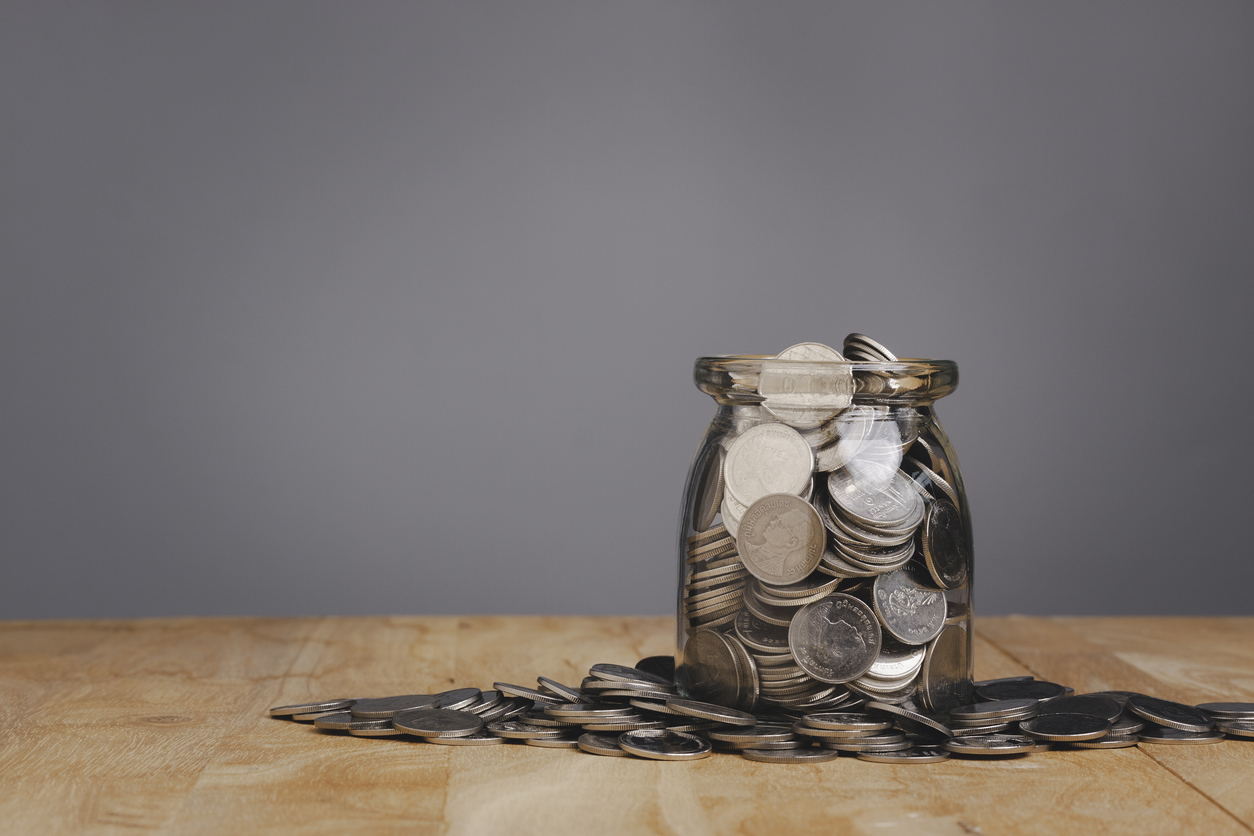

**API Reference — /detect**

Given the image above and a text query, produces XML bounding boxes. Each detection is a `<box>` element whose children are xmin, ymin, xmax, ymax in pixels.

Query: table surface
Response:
<box><xmin>1</xmin><ymin>615</ymin><xmax>1252</xmax><ymax>835</ymax></box>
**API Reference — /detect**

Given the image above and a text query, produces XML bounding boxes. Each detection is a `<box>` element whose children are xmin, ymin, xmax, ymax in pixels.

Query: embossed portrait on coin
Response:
<box><xmin>743</xmin><ymin>508</ymin><xmax>809</xmax><ymax>575</ymax></box>
<box><xmin>819</xmin><ymin>615</ymin><xmax>866</xmax><ymax>658</ymax></box>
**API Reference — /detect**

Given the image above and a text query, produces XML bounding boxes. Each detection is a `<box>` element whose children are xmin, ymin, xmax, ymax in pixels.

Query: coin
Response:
<box><xmin>665</xmin><ymin>698</ymin><xmax>757</xmax><ymax>726</ymax></box>
<box><xmin>975</xmin><ymin>680</ymin><xmax>1066</xmax><ymax>704</ymax></box>
<box><xmin>789</xmin><ymin>594</ymin><xmax>882</xmax><ymax>684</ymax></box>
<box><xmin>634</xmin><ymin>656</ymin><xmax>676</xmax><ymax>682</ymax></box>
<box><xmin>1018</xmin><ymin>713</ymin><xmax>1111</xmax><ymax>742</ymax></box>
<box><xmin>494</xmin><ymin>682</ymin><xmax>566</xmax><ymax>705</ymax></box>
<box><xmin>618</xmin><ymin>729</ymin><xmax>712</xmax><ymax>761</ymax></box>
<box><xmin>1037</xmin><ymin>695</ymin><xmax>1122</xmax><ymax>724</ymax></box>
<box><xmin>1136</xmin><ymin>727</ymin><xmax>1225</xmax><ymax>745</ymax></box>
<box><xmin>425</xmin><ymin>730</ymin><xmax>505</xmax><ymax>745</ymax></box>
<box><xmin>759</xmin><ymin>343</ymin><xmax>852</xmax><ymax>428</ymax></box>
<box><xmin>742</xmin><ymin>747</ymin><xmax>840</xmax><ymax>764</ymax></box>
<box><xmin>478</xmin><ymin>697</ymin><xmax>533</xmax><ymax>723</ymax></box>
<box><xmin>864</xmin><ymin>701</ymin><xmax>954</xmax><ymax>740</ymax></box>
<box><xmin>921</xmin><ymin>499</ymin><xmax>968</xmax><ymax>590</ymax></box>
<box><xmin>350</xmin><ymin>695</ymin><xmax>441</xmax><ymax>719</ymax></box>
<box><xmin>291</xmin><ymin>709</ymin><xmax>349</xmax><ymax>722</ymax></box>
<box><xmin>432</xmin><ymin>688</ymin><xmax>482</xmax><ymax>711</ymax></box>
<box><xmin>724</xmin><ymin>423</ymin><xmax>814</xmax><ymax>507</ymax></box>
<box><xmin>1197</xmin><ymin>702</ymin><xmax>1254</xmax><ymax>719</ymax></box>
<box><xmin>392</xmin><ymin>708</ymin><xmax>484</xmax><ymax>738</ymax></box>
<box><xmin>689</xmin><ymin>443</ymin><xmax>726</xmax><ymax>534</ymax></box>
<box><xmin>942</xmin><ymin>734</ymin><xmax>1037</xmax><ymax>756</ymax></box>
<box><xmin>920</xmin><ymin>624</ymin><xmax>970</xmax><ymax>713</ymax></box>
<box><xmin>1126</xmin><ymin>695</ymin><xmax>1215</xmax><ymax>733</ymax></box>
<box><xmin>577</xmin><ymin>732</ymin><xmax>629</xmax><ymax>757</ymax></box>
<box><xmin>950</xmin><ymin>722</ymin><xmax>1013</xmax><ymax>735</ymax></box>
<box><xmin>843</xmin><ymin>333</ymin><xmax>898</xmax><ymax>362</ymax></box>
<box><xmin>349</xmin><ymin>725</ymin><xmax>404</xmax><ymax>737</ymax></box>
<box><xmin>536</xmin><ymin>677</ymin><xmax>586</xmax><ymax>703</ymax></box>
<box><xmin>736</xmin><ymin>494</ymin><xmax>825</xmax><ymax>585</ymax></box>
<box><xmin>1214</xmin><ymin>719</ymin><xmax>1254</xmax><ymax>739</ymax></box>
<box><xmin>798</xmin><ymin>712</ymin><xmax>892</xmax><ymax>732</ymax></box>
<box><xmin>827</xmin><ymin>468</ymin><xmax>922</xmax><ymax>530</ymax></box>
<box><xmin>313</xmin><ymin>713</ymin><xmax>393</xmax><ymax>732</ymax></box>
<box><xmin>466</xmin><ymin>690</ymin><xmax>503</xmax><ymax>714</ymax></box>
<box><xmin>525</xmin><ymin>736</ymin><xmax>581</xmax><ymax>749</ymax></box>
<box><xmin>1069</xmin><ymin>735</ymin><xmax>1139</xmax><ymax>749</ymax></box>
<box><xmin>486</xmin><ymin>720</ymin><xmax>566</xmax><ymax>740</ymax></box>
<box><xmin>734</xmin><ymin>609</ymin><xmax>791</xmax><ymax>653</ymax></box>
<box><xmin>269</xmin><ymin>699</ymin><xmax>356</xmax><ymax>718</ymax></box>
<box><xmin>858</xmin><ymin>748</ymin><xmax>952</xmax><ymax>764</ymax></box>
<box><xmin>581</xmin><ymin>719</ymin><xmax>668</xmax><ymax>732</ymax></box>
<box><xmin>949</xmin><ymin>699</ymin><xmax>1040</xmax><ymax>722</ymax></box>
<box><xmin>1109</xmin><ymin>715</ymin><xmax>1146</xmax><ymax>735</ymax></box>
<box><xmin>706</xmin><ymin>725</ymin><xmax>796</xmax><ymax>745</ymax></box>
<box><xmin>872</xmin><ymin>565</ymin><xmax>947</xmax><ymax>646</ymax></box>
<box><xmin>544</xmin><ymin>704</ymin><xmax>637</xmax><ymax>720</ymax></box>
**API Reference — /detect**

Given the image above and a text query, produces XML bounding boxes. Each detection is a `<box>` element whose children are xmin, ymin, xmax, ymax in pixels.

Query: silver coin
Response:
<box><xmin>843</xmin><ymin>333</ymin><xmax>899</xmax><ymax>362</ymax></box>
<box><xmin>920</xmin><ymin>624</ymin><xmax>971</xmax><ymax>714</ymax></box>
<box><xmin>1137</xmin><ymin>727</ymin><xmax>1225</xmax><ymax>745</ymax></box>
<box><xmin>525</xmin><ymin>736</ymin><xmax>582</xmax><ymax>749</ymax></box>
<box><xmin>950</xmin><ymin>722</ymin><xmax>1014</xmax><ymax>736</ymax></box>
<box><xmin>535</xmin><ymin>677</ymin><xmax>586</xmax><ymax>703</ymax></box>
<box><xmin>858</xmin><ymin>748</ymin><xmax>952</xmax><ymax>764</ymax></box>
<box><xmin>759</xmin><ymin>344</ymin><xmax>853</xmax><ymax>428</ymax></box>
<box><xmin>313</xmin><ymin>712</ymin><xmax>392</xmax><ymax>731</ymax></box>
<box><xmin>820</xmin><ymin>737</ymin><xmax>911</xmax><ymax>752</ymax></box>
<box><xmin>493</xmin><ymin>682</ymin><xmax>566</xmax><ymax>705</ymax></box>
<box><xmin>618</xmin><ymin>729</ymin><xmax>712</xmax><ymax>761</ymax></box>
<box><xmin>943</xmin><ymin>734</ymin><xmax>1036</xmax><ymax>756</ymax></box>
<box><xmin>1109</xmin><ymin>715</ymin><xmax>1146</xmax><ymax>735</ymax></box>
<box><xmin>714</xmin><ymin>737</ymin><xmax>808</xmax><ymax>751</ymax></box>
<box><xmin>425</xmin><ymin>730</ymin><xmax>504</xmax><ymax>746</ymax></box>
<box><xmin>734</xmin><ymin>609</ymin><xmax>791</xmax><ymax>653</ymax></box>
<box><xmin>1127</xmin><ymin>695</ymin><xmax>1215</xmax><ymax>733</ymax></box>
<box><xmin>872</xmin><ymin>566</ymin><xmax>947</xmax><ymax>646</ymax></box>
<box><xmin>1070</xmin><ymin>735</ymin><xmax>1140</xmax><ymax>749</ymax></box>
<box><xmin>686</xmin><ymin>524</ymin><xmax>732</xmax><ymax>550</ymax></box>
<box><xmin>865</xmin><ymin>701</ymin><xmax>954</xmax><ymax>739</ymax></box>
<box><xmin>799</xmin><ymin>712</ymin><xmax>892</xmax><ymax>732</ymax></box>
<box><xmin>392</xmin><ymin>708</ymin><xmax>484</xmax><ymax>738</ymax></box>
<box><xmin>1018</xmin><ymin>713</ymin><xmax>1112</xmax><ymax>742</ymax></box>
<box><xmin>634</xmin><ymin>656</ymin><xmax>676</xmax><ymax>682</ymax></box>
<box><xmin>349</xmin><ymin>725</ymin><xmax>404</xmax><ymax>737</ymax></box>
<box><xmin>680</xmin><ymin>628</ymin><xmax>743</xmax><ymax>706</ymax></box>
<box><xmin>432</xmin><ymin>688</ymin><xmax>482</xmax><ymax>711</ymax></box>
<box><xmin>477</xmin><ymin>696</ymin><xmax>533</xmax><ymax>723</ymax></box>
<box><xmin>949</xmin><ymin>698</ymin><xmax>1041</xmax><ymax>722</ymax></box>
<box><xmin>577</xmin><ymin>732</ymin><xmax>629</xmax><ymax>757</ymax></box>
<box><xmin>515</xmin><ymin>712</ymin><xmax>579</xmax><ymax>727</ymax></box>
<box><xmin>665</xmin><ymin>697</ymin><xmax>757</xmax><ymax>726</ymax></box>
<box><xmin>1037</xmin><ymin>695</ymin><xmax>1122</xmax><ymax>724</ymax></box>
<box><xmin>269</xmin><ymin>699</ymin><xmax>356</xmax><ymax>718</ymax></box>
<box><xmin>745</xmin><ymin>593</ymin><xmax>798</xmax><ymax>627</ymax></box>
<box><xmin>921</xmin><ymin>499</ymin><xmax>968</xmax><ymax>590</ymax></box>
<box><xmin>792</xmin><ymin>723</ymin><xmax>882</xmax><ymax>740</ymax></box>
<box><xmin>486</xmin><ymin>720</ymin><xmax>567</xmax><ymax>739</ymax></box>
<box><xmin>689</xmin><ymin>444</ymin><xmax>726</xmax><ymax>534</ymax></box>
<box><xmin>350</xmin><ymin>695</ymin><xmax>440</xmax><ymax>719</ymax></box>
<box><xmin>827</xmin><ymin>468</ymin><xmax>922</xmax><ymax>530</ymax></box>
<box><xmin>291</xmin><ymin>709</ymin><xmax>350</xmax><ymax>722</ymax></box>
<box><xmin>741</xmin><ymin>747</ymin><xmax>840</xmax><ymax>764</ymax></box>
<box><xmin>721</xmin><ymin>494</ymin><xmax>748</xmax><ymax>540</ymax></box>
<box><xmin>595</xmin><ymin>688</ymin><xmax>679</xmax><ymax>701</ymax></box>
<box><xmin>736</xmin><ymin>494</ymin><xmax>825</xmax><ymax>585</ymax></box>
<box><xmin>465</xmin><ymin>690</ymin><xmax>504</xmax><ymax>714</ymax></box>
<box><xmin>724</xmin><ymin>423</ymin><xmax>814</xmax><ymax>507</ymax></box>
<box><xmin>1197</xmin><ymin>702</ymin><xmax>1254</xmax><ymax>719</ymax></box>
<box><xmin>545</xmin><ymin>703</ymin><xmax>636</xmax><ymax>719</ymax></box>
<box><xmin>706</xmin><ymin>724</ymin><xmax>796</xmax><ymax>745</ymax></box>
<box><xmin>580</xmin><ymin>718</ymin><xmax>668</xmax><ymax>732</ymax></box>
<box><xmin>686</xmin><ymin>535</ymin><xmax>737</xmax><ymax>561</ymax></box>
<box><xmin>975</xmin><ymin>679</ymin><xmax>1065</xmax><ymax>704</ymax></box>
<box><xmin>1214</xmin><ymin>719</ymin><xmax>1254</xmax><ymax>739</ymax></box>
<box><xmin>789</xmin><ymin>593</ymin><xmax>882</xmax><ymax>684</ymax></box>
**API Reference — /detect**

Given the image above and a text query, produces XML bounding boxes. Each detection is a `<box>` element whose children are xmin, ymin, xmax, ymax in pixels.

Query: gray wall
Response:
<box><xmin>3</xmin><ymin>1</ymin><xmax>1252</xmax><ymax>619</ymax></box>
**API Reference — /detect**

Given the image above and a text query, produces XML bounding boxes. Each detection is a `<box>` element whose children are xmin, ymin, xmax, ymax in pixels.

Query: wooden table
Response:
<box><xmin>1</xmin><ymin>616</ymin><xmax>1252</xmax><ymax>834</ymax></box>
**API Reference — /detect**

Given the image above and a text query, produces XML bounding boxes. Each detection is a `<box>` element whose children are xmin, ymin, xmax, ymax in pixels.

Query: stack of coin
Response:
<box><xmin>680</xmin><ymin>336</ymin><xmax>972</xmax><ymax>716</ymax></box>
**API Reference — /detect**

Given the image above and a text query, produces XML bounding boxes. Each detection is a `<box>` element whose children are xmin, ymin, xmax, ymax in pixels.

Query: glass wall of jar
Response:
<box><xmin>675</xmin><ymin>342</ymin><xmax>972</xmax><ymax>719</ymax></box>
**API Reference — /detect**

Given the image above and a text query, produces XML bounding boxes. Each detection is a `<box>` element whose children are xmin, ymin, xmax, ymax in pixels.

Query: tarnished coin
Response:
<box><xmin>920</xmin><ymin>624</ymin><xmax>971</xmax><ymax>713</ymax></box>
<box><xmin>864</xmin><ymin>701</ymin><xmax>954</xmax><ymax>739</ymax></box>
<box><xmin>313</xmin><ymin>713</ymin><xmax>393</xmax><ymax>732</ymax></box>
<box><xmin>1197</xmin><ymin>702</ymin><xmax>1254</xmax><ymax>719</ymax></box>
<box><xmin>871</xmin><ymin>566</ymin><xmax>947</xmax><ymax>646</ymax></box>
<box><xmin>432</xmin><ymin>688</ymin><xmax>483</xmax><ymax>711</ymax></box>
<box><xmin>486</xmin><ymin>720</ymin><xmax>566</xmax><ymax>740</ymax></box>
<box><xmin>975</xmin><ymin>680</ymin><xmax>1066</xmax><ymax>704</ymax></box>
<box><xmin>392</xmin><ymin>708</ymin><xmax>484</xmax><ymax>738</ymax></box>
<box><xmin>1037</xmin><ymin>695</ymin><xmax>1122</xmax><ymax>724</ymax></box>
<box><xmin>351</xmin><ymin>695</ymin><xmax>440</xmax><ymax>719</ymax></box>
<box><xmin>689</xmin><ymin>444</ymin><xmax>726</xmax><ymax>534</ymax></box>
<box><xmin>724</xmin><ymin>423</ymin><xmax>814</xmax><ymax>507</ymax></box>
<box><xmin>858</xmin><ymin>748</ymin><xmax>952</xmax><ymax>764</ymax></box>
<box><xmin>949</xmin><ymin>699</ymin><xmax>1040</xmax><ymax>723</ymax></box>
<box><xmin>665</xmin><ymin>698</ymin><xmax>757</xmax><ymax>726</ymax></box>
<box><xmin>737</xmin><ymin>494</ymin><xmax>825</xmax><ymax>585</ymax></box>
<box><xmin>680</xmin><ymin>629</ymin><xmax>744</xmax><ymax>707</ymax></box>
<box><xmin>1137</xmin><ymin>727</ymin><xmax>1225</xmax><ymax>745</ymax></box>
<box><xmin>1070</xmin><ymin>735</ymin><xmax>1139</xmax><ymax>749</ymax></box>
<box><xmin>1214</xmin><ymin>719</ymin><xmax>1254</xmax><ymax>739</ymax></box>
<box><xmin>789</xmin><ymin>594</ymin><xmax>882</xmax><ymax>684</ymax></box>
<box><xmin>577</xmin><ymin>732</ymin><xmax>629</xmax><ymax>757</ymax></box>
<box><xmin>921</xmin><ymin>499</ymin><xmax>968</xmax><ymax>590</ymax></box>
<box><xmin>618</xmin><ymin>729</ymin><xmax>712</xmax><ymax>761</ymax></box>
<box><xmin>425</xmin><ymin>730</ymin><xmax>504</xmax><ymax>745</ymax></box>
<box><xmin>1018</xmin><ymin>713</ymin><xmax>1111</xmax><ymax>742</ymax></box>
<box><xmin>1127</xmin><ymin>695</ymin><xmax>1215</xmax><ymax>733</ymax></box>
<box><xmin>269</xmin><ymin>699</ymin><xmax>356</xmax><ymax>718</ymax></box>
<box><xmin>742</xmin><ymin>747</ymin><xmax>840</xmax><ymax>764</ymax></box>
<box><xmin>943</xmin><ymin>734</ymin><xmax>1037</xmax><ymax>756</ymax></box>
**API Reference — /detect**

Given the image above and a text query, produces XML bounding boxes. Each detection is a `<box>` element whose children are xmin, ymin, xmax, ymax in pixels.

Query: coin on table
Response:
<box><xmin>314</xmin><ymin>713</ymin><xmax>393</xmax><ymax>732</ymax></box>
<box><xmin>741</xmin><ymin>747</ymin><xmax>840</xmax><ymax>764</ymax></box>
<box><xmin>949</xmin><ymin>698</ymin><xmax>1040</xmax><ymax>723</ymax></box>
<box><xmin>950</xmin><ymin>723</ymin><xmax>1013</xmax><ymax>736</ymax></box>
<box><xmin>465</xmin><ymin>690</ymin><xmax>503</xmax><ymax>714</ymax></box>
<box><xmin>485</xmin><ymin>720</ymin><xmax>566</xmax><ymax>740</ymax></box>
<box><xmin>971</xmin><ymin>676</ymin><xmax>1034</xmax><ymax>689</ymax></box>
<box><xmin>737</xmin><ymin>494</ymin><xmax>825</xmax><ymax>585</ymax></box>
<box><xmin>724</xmin><ymin>423</ymin><xmax>814</xmax><ymax>507</ymax></box>
<box><xmin>634</xmin><ymin>656</ymin><xmax>676</xmax><ymax>682</ymax></box>
<box><xmin>269</xmin><ymin>699</ymin><xmax>356</xmax><ymax>718</ymax></box>
<box><xmin>582</xmin><ymin>718</ymin><xmax>668</xmax><ymax>732</ymax></box>
<box><xmin>798</xmin><ymin>712</ymin><xmax>892</xmax><ymax>732</ymax></box>
<box><xmin>1037</xmin><ymin>695</ymin><xmax>1122</xmax><ymax>724</ymax></box>
<box><xmin>536</xmin><ymin>677</ymin><xmax>585</xmax><ymax>703</ymax></box>
<box><xmin>706</xmin><ymin>725</ymin><xmax>796</xmax><ymax>745</ymax></box>
<box><xmin>392</xmin><ymin>708</ymin><xmax>484</xmax><ymax>738</ymax></box>
<box><xmin>1197</xmin><ymin>702</ymin><xmax>1254</xmax><ymax>719</ymax></box>
<box><xmin>432</xmin><ymin>688</ymin><xmax>483</xmax><ymax>711</ymax></box>
<box><xmin>689</xmin><ymin>443</ymin><xmax>726</xmax><ymax>534</ymax></box>
<box><xmin>789</xmin><ymin>593</ymin><xmax>882</xmax><ymax>684</ymax></box>
<box><xmin>425</xmin><ymin>729</ymin><xmax>504</xmax><ymax>746</ymax></box>
<box><xmin>577</xmin><ymin>732</ymin><xmax>629</xmax><ymax>757</ymax></box>
<box><xmin>1127</xmin><ymin>695</ymin><xmax>1215</xmax><ymax>733</ymax></box>
<box><xmin>1214</xmin><ymin>719</ymin><xmax>1254</xmax><ymax>739</ymax></box>
<box><xmin>871</xmin><ymin>565</ymin><xmax>947</xmax><ymax>646</ymax></box>
<box><xmin>526</xmin><ymin>736</ymin><xmax>581</xmax><ymax>749</ymax></box>
<box><xmin>350</xmin><ymin>695</ymin><xmax>440</xmax><ymax>718</ymax></box>
<box><xmin>975</xmin><ymin>680</ymin><xmax>1066</xmax><ymax>704</ymax></box>
<box><xmin>680</xmin><ymin>629</ymin><xmax>744</xmax><ymax>707</ymax></box>
<box><xmin>943</xmin><ymin>734</ymin><xmax>1037</xmax><ymax>756</ymax></box>
<box><xmin>858</xmin><ymin>748</ymin><xmax>952</xmax><ymax>764</ymax></box>
<box><xmin>349</xmin><ymin>725</ymin><xmax>404</xmax><ymax>737</ymax></box>
<box><xmin>618</xmin><ymin>729</ymin><xmax>712</xmax><ymax>761</ymax></box>
<box><xmin>292</xmin><ymin>709</ymin><xmax>350</xmax><ymax>722</ymax></box>
<box><xmin>1137</xmin><ymin>727</ymin><xmax>1225</xmax><ymax>745</ymax></box>
<box><xmin>920</xmin><ymin>624</ymin><xmax>971</xmax><ymax>714</ymax></box>
<box><xmin>545</xmin><ymin>703</ymin><xmax>637</xmax><ymax>720</ymax></box>
<box><xmin>478</xmin><ymin>697</ymin><xmax>532</xmax><ymax>723</ymax></box>
<box><xmin>864</xmin><ymin>701</ymin><xmax>954</xmax><ymax>739</ymax></box>
<box><xmin>866</xmin><ymin>641</ymin><xmax>926</xmax><ymax>681</ymax></box>
<box><xmin>1109</xmin><ymin>715</ymin><xmax>1146</xmax><ymax>735</ymax></box>
<box><xmin>493</xmin><ymin>682</ymin><xmax>566</xmax><ymax>705</ymax></box>
<box><xmin>664</xmin><ymin>698</ymin><xmax>757</xmax><ymax>726</ymax></box>
<box><xmin>1018</xmin><ymin>713</ymin><xmax>1111</xmax><ymax>742</ymax></box>
<box><xmin>921</xmin><ymin>499</ymin><xmax>968</xmax><ymax>590</ymax></box>
<box><xmin>1070</xmin><ymin>735</ymin><xmax>1140</xmax><ymax>749</ymax></box>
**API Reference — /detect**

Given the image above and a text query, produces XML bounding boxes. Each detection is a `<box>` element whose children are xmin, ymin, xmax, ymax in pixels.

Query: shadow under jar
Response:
<box><xmin>675</xmin><ymin>351</ymin><xmax>973</xmax><ymax>718</ymax></box>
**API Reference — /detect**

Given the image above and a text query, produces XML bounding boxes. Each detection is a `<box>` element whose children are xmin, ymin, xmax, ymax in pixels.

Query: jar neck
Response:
<box><xmin>693</xmin><ymin>356</ymin><xmax>958</xmax><ymax>407</ymax></box>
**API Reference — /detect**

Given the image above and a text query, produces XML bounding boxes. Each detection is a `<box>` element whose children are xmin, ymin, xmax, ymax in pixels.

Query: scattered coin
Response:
<box><xmin>269</xmin><ymin>699</ymin><xmax>356</xmax><ymax>718</ymax></box>
<box><xmin>485</xmin><ymin>720</ymin><xmax>566</xmax><ymax>740</ymax></box>
<box><xmin>1018</xmin><ymin>713</ymin><xmax>1111</xmax><ymax>742</ymax></box>
<box><xmin>525</xmin><ymin>736</ymin><xmax>581</xmax><ymax>749</ymax></box>
<box><xmin>392</xmin><ymin>708</ymin><xmax>484</xmax><ymax>738</ymax></box>
<box><xmin>1197</xmin><ymin>702</ymin><xmax>1254</xmax><ymax>719</ymax></box>
<box><xmin>619</xmin><ymin>729</ymin><xmax>713</xmax><ymax>761</ymax></box>
<box><xmin>1214</xmin><ymin>720</ymin><xmax>1254</xmax><ymax>739</ymax></box>
<box><xmin>1127</xmin><ymin>695</ymin><xmax>1215</xmax><ymax>733</ymax></box>
<box><xmin>313</xmin><ymin>713</ymin><xmax>393</xmax><ymax>732</ymax></box>
<box><xmin>577</xmin><ymin>732</ymin><xmax>629</xmax><ymax>757</ymax></box>
<box><xmin>948</xmin><ymin>698</ymin><xmax>1040</xmax><ymax>723</ymax></box>
<box><xmin>943</xmin><ymin>735</ymin><xmax>1037</xmax><ymax>756</ymax></box>
<box><xmin>1037</xmin><ymin>695</ymin><xmax>1122</xmax><ymax>724</ymax></box>
<box><xmin>351</xmin><ymin>695</ymin><xmax>440</xmax><ymax>719</ymax></box>
<box><xmin>665</xmin><ymin>698</ymin><xmax>757</xmax><ymax>726</ymax></box>
<box><xmin>858</xmin><ymin>748</ymin><xmax>952</xmax><ymax>764</ymax></box>
<box><xmin>1136</xmin><ymin>727</ymin><xmax>1225</xmax><ymax>745</ymax></box>
<box><xmin>975</xmin><ymin>680</ymin><xmax>1066</xmax><ymax>704</ymax></box>
<box><xmin>1070</xmin><ymin>735</ymin><xmax>1139</xmax><ymax>749</ymax></box>
<box><xmin>742</xmin><ymin>747</ymin><xmax>840</xmax><ymax>764</ymax></box>
<box><xmin>425</xmin><ymin>730</ymin><xmax>504</xmax><ymax>746</ymax></box>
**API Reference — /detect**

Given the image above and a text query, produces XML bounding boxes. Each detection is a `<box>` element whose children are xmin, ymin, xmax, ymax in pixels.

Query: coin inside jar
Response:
<box><xmin>789</xmin><ymin>594</ymin><xmax>881</xmax><ymax>684</ymax></box>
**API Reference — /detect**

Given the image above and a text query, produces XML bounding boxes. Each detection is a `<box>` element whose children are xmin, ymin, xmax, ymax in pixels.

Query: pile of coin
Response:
<box><xmin>270</xmin><ymin>665</ymin><xmax>1254</xmax><ymax>763</ymax></box>
<box><xmin>680</xmin><ymin>336</ymin><xmax>971</xmax><ymax>715</ymax></box>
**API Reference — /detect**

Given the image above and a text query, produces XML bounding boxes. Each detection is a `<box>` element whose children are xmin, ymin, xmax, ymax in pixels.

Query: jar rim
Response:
<box><xmin>693</xmin><ymin>355</ymin><xmax>958</xmax><ymax>405</ymax></box>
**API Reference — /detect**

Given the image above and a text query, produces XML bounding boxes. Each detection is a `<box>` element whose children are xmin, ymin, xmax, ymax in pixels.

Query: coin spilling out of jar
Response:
<box><xmin>678</xmin><ymin>336</ymin><xmax>972</xmax><ymax>718</ymax></box>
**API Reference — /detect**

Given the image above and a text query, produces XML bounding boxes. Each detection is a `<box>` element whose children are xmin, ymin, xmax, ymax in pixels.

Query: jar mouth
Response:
<box><xmin>694</xmin><ymin>355</ymin><xmax>958</xmax><ymax>405</ymax></box>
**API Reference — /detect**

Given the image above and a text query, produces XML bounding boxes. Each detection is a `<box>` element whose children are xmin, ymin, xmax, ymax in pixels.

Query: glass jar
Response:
<box><xmin>675</xmin><ymin>343</ymin><xmax>972</xmax><ymax>719</ymax></box>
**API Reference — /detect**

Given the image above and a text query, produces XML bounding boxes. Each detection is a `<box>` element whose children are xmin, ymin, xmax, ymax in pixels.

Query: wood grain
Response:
<box><xmin>0</xmin><ymin>616</ymin><xmax>1250</xmax><ymax>835</ymax></box>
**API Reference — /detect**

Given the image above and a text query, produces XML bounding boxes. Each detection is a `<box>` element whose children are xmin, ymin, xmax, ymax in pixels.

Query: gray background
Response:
<box><xmin>3</xmin><ymin>1</ymin><xmax>1252</xmax><ymax>620</ymax></box>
